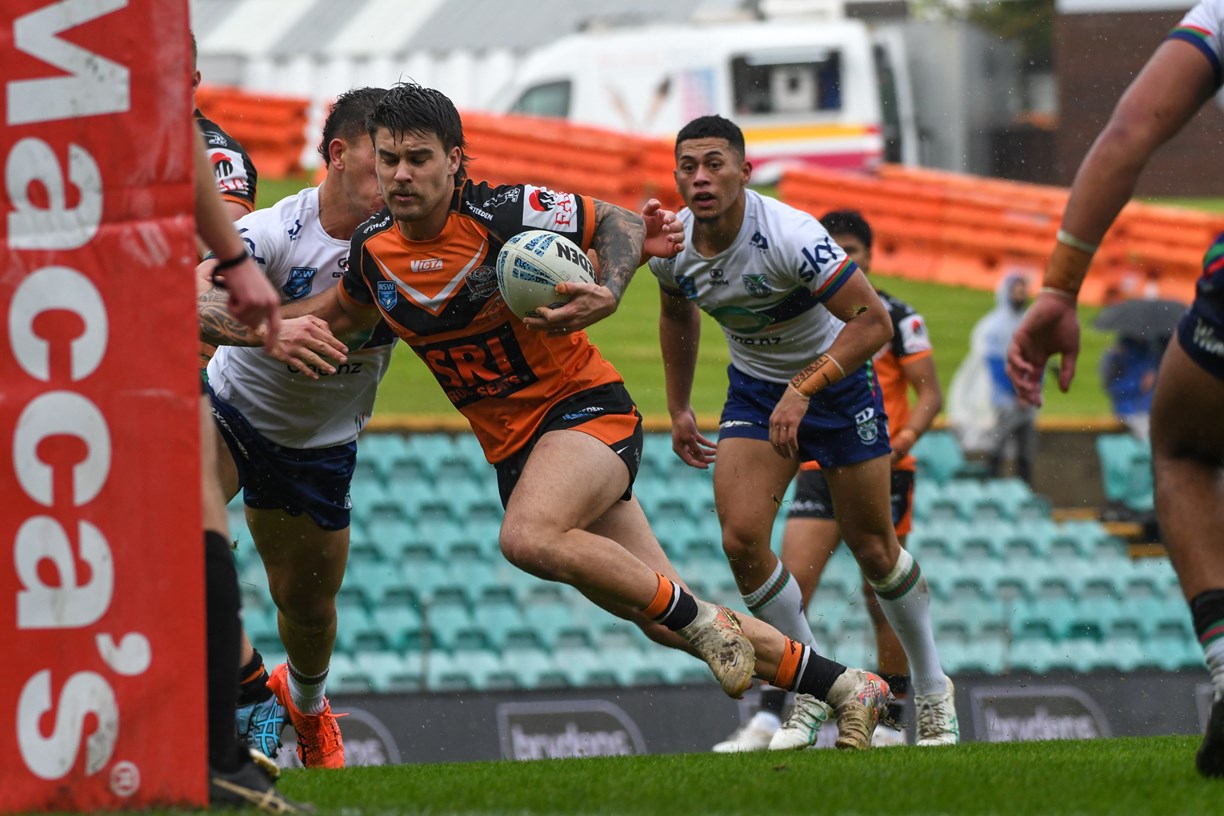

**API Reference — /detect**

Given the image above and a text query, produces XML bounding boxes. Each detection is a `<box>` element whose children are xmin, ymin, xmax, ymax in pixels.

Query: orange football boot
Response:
<box><xmin>267</xmin><ymin>663</ymin><xmax>345</xmax><ymax>769</ymax></box>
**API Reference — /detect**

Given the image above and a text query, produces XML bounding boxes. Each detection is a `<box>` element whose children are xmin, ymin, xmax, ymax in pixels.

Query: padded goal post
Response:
<box><xmin>1</xmin><ymin>1</ymin><xmax>206</xmax><ymax>810</ymax></box>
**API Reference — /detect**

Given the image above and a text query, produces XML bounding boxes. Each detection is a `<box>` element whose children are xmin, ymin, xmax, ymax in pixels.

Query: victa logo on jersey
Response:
<box><xmin>411</xmin><ymin>258</ymin><xmax>444</xmax><ymax>273</ymax></box>
<box><xmin>377</xmin><ymin>281</ymin><xmax>398</xmax><ymax>310</ymax></box>
<box><xmin>523</xmin><ymin>185</ymin><xmax>578</xmax><ymax>232</ymax></box>
<box><xmin>282</xmin><ymin>267</ymin><xmax>317</xmax><ymax>300</ymax></box>
<box><xmin>709</xmin><ymin>267</ymin><xmax>728</xmax><ymax>286</ymax></box>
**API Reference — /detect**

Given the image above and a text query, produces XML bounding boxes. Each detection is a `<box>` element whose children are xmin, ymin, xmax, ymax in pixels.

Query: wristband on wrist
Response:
<box><xmin>789</xmin><ymin>352</ymin><xmax>846</xmax><ymax>398</ymax></box>
<box><xmin>1039</xmin><ymin>286</ymin><xmax>1078</xmax><ymax>303</ymax></box>
<box><xmin>1055</xmin><ymin>229</ymin><xmax>1099</xmax><ymax>255</ymax></box>
<box><xmin>213</xmin><ymin>250</ymin><xmax>250</xmax><ymax>272</ymax></box>
<box><xmin>1044</xmin><ymin>240</ymin><xmax>1091</xmax><ymax>295</ymax></box>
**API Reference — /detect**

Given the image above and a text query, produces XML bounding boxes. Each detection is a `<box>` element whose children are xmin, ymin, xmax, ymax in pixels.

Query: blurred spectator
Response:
<box><xmin>952</xmin><ymin>273</ymin><xmax>1037</xmax><ymax>482</ymax></box>
<box><xmin>1099</xmin><ymin>333</ymin><xmax>1165</xmax><ymax>441</ymax></box>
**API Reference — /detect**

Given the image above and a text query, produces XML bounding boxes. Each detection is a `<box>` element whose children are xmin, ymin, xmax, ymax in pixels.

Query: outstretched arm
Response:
<box><xmin>1008</xmin><ymin>40</ymin><xmax>1216</xmax><ymax>404</ymax></box>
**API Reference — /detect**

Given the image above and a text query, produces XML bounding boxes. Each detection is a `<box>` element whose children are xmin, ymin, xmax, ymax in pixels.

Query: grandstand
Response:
<box><xmin>234</xmin><ymin>429</ymin><xmax>1188</xmax><ymax>700</ymax></box>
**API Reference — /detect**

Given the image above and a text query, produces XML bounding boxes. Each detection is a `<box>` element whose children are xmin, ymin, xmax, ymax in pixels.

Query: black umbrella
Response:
<box><xmin>1092</xmin><ymin>298</ymin><xmax>1187</xmax><ymax>340</ymax></box>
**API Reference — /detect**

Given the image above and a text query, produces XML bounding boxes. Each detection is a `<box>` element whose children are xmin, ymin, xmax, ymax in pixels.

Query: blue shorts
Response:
<box><xmin>208</xmin><ymin>386</ymin><xmax>355</xmax><ymax>531</ymax></box>
<box><xmin>1177</xmin><ymin>240</ymin><xmax>1224</xmax><ymax>381</ymax></box>
<box><xmin>718</xmin><ymin>363</ymin><xmax>890</xmax><ymax>468</ymax></box>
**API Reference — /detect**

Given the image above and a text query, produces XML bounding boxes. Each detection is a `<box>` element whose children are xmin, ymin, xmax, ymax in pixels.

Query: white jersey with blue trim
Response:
<box><xmin>648</xmin><ymin>189</ymin><xmax>858</xmax><ymax>383</ymax></box>
<box><xmin>1172</xmin><ymin>2</ymin><xmax>1224</xmax><ymax>87</ymax></box>
<box><xmin>208</xmin><ymin>186</ymin><xmax>395</xmax><ymax>449</ymax></box>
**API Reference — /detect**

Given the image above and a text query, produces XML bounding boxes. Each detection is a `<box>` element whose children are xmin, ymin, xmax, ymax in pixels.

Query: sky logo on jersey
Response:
<box><xmin>377</xmin><ymin>280</ymin><xmax>398</xmax><ymax>310</ymax></box>
<box><xmin>743</xmin><ymin>274</ymin><xmax>771</xmax><ymax>298</ymax></box>
<box><xmin>282</xmin><ymin>267</ymin><xmax>317</xmax><ymax>300</ymax></box>
<box><xmin>750</xmin><ymin>231</ymin><xmax>770</xmax><ymax>252</ymax></box>
<box><xmin>799</xmin><ymin>238</ymin><xmax>839</xmax><ymax>283</ymax></box>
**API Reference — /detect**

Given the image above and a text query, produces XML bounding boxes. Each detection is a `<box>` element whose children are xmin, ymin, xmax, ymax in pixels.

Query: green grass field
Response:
<box><xmin>79</xmin><ymin>735</ymin><xmax>1222</xmax><ymax>815</ymax></box>
<box><xmin>256</xmin><ymin>176</ymin><xmax>1155</xmax><ymax>422</ymax></box>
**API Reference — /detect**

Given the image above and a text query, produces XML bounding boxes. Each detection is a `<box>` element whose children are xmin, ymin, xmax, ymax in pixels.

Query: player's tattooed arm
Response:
<box><xmin>592</xmin><ymin>200</ymin><xmax>646</xmax><ymax>301</ymax></box>
<box><xmin>199</xmin><ymin>284</ymin><xmax>265</xmax><ymax>346</ymax></box>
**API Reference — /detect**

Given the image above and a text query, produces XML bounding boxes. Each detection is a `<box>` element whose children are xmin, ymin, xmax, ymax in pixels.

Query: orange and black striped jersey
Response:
<box><xmin>340</xmin><ymin>180</ymin><xmax>622</xmax><ymax>463</ymax></box>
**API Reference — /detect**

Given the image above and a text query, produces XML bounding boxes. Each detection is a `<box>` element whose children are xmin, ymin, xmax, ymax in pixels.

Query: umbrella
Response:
<box><xmin>1092</xmin><ymin>298</ymin><xmax>1187</xmax><ymax>340</ymax></box>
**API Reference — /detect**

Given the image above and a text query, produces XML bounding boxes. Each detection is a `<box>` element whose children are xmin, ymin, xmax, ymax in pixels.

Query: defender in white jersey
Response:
<box><xmin>1006</xmin><ymin>3</ymin><xmax>1224</xmax><ymax>777</ymax></box>
<box><xmin>651</xmin><ymin>115</ymin><xmax>955</xmax><ymax>750</ymax></box>
<box><xmin>199</xmin><ymin>88</ymin><xmax>391</xmax><ymax>770</ymax></box>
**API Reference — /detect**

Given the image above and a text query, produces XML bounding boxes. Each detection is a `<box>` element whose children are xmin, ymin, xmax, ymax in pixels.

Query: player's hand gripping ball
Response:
<box><xmin>496</xmin><ymin>229</ymin><xmax>596</xmax><ymax>318</ymax></box>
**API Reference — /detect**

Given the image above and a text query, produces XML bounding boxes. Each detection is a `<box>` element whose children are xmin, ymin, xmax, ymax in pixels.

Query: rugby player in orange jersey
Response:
<box><xmin>283</xmin><ymin>83</ymin><xmax>894</xmax><ymax>746</ymax></box>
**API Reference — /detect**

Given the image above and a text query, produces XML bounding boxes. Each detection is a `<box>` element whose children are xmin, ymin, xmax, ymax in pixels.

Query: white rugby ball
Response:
<box><xmin>496</xmin><ymin>229</ymin><xmax>596</xmax><ymax>318</ymax></box>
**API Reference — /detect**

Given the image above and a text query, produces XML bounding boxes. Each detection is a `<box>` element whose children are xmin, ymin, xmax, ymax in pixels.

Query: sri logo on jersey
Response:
<box><xmin>523</xmin><ymin>184</ymin><xmax>578</xmax><ymax>232</ymax></box>
<box><xmin>750</xmin><ymin>231</ymin><xmax>770</xmax><ymax>252</ymax></box>
<box><xmin>855</xmin><ymin>407</ymin><xmax>879</xmax><ymax>444</ymax></box>
<box><xmin>743</xmin><ymin>273</ymin><xmax>771</xmax><ymax>298</ymax></box>
<box><xmin>377</xmin><ymin>280</ymin><xmax>398</xmax><ymax>310</ymax></box>
<box><xmin>283</xmin><ymin>267</ymin><xmax>318</xmax><ymax>300</ymax></box>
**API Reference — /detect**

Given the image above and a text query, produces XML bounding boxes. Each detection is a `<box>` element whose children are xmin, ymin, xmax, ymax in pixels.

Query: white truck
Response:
<box><xmin>491</xmin><ymin>18</ymin><xmax>919</xmax><ymax>178</ymax></box>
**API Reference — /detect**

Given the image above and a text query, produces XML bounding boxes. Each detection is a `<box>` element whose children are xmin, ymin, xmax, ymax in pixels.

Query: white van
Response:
<box><xmin>492</xmin><ymin>19</ymin><xmax>917</xmax><ymax>177</ymax></box>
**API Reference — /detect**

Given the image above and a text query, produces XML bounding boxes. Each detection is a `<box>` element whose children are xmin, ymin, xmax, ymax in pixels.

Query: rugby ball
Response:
<box><xmin>496</xmin><ymin>229</ymin><xmax>596</xmax><ymax>318</ymax></box>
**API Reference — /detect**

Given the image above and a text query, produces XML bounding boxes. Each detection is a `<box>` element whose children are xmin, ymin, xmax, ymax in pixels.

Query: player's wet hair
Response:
<box><xmin>319</xmin><ymin>87</ymin><xmax>386</xmax><ymax>166</ymax></box>
<box><xmin>367</xmin><ymin>82</ymin><xmax>469</xmax><ymax>182</ymax></box>
<box><xmin>820</xmin><ymin>209</ymin><xmax>873</xmax><ymax>250</ymax></box>
<box><xmin>675</xmin><ymin>115</ymin><xmax>745</xmax><ymax>159</ymax></box>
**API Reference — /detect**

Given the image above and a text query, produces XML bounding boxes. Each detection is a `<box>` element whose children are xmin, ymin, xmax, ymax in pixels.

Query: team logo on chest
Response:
<box><xmin>282</xmin><ymin>267</ymin><xmax>317</xmax><ymax>300</ymax></box>
<box><xmin>377</xmin><ymin>280</ymin><xmax>398</xmax><ymax>310</ymax></box>
<box><xmin>466</xmin><ymin>265</ymin><xmax>499</xmax><ymax>300</ymax></box>
<box><xmin>743</xmin><ymin>273</ymin><xmax>771</xmax><ymax>298</ymax></box>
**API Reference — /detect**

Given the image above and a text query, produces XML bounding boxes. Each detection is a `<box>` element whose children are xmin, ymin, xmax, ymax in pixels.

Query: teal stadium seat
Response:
<box><xmin>1096</xmin><ymin>433</ymin><xmax>1154</xmax><ymax>511</ymax></box>
<box><xmin>371</xmin><ymin>606</ymin><xmax>423</xmax><ymax>653</ymax></box>
<box><xmin>911</xmin><ymin>431</ymin><xmax>968</xmax><ymax>486</ymax></box>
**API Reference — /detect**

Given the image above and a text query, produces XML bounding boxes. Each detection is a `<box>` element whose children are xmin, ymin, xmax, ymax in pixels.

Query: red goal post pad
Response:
<box><xmin>0</xmin><ymin>1</ymin><xmax>206</xmax><ymax>810</ymax></box>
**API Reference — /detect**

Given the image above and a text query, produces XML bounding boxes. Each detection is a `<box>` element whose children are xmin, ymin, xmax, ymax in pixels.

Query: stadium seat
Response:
<box><xmin>399</xmin><ymin>547</ymin><xmax>462</xmax><ymax>601</ymax></box>
<box><xmin>335</xmin><ymin>606</ymin><xmax>388</xmax><ymax>655</ymax></box>
<box><xmin>353</xmin><ymin>651</ymin><xmax>417</xmax><ymax>693</ymax></box>
<box><xmin>472</xmin><ymin>590</ymin><xmax>528</xmax><ymax>649</ymax></box>
<box><xmin>1096</xmin><ymin>433</ymin><xmax>1154</xmax><ymax>511</ymax></box>
<box><xmin>423</xmin><ymin>588</ymin><xmax>476</xmax><ymax>651</ymax></box>
<box><xmin>911</xmin><ymin>431</ymin><xmax>968</xmax><ymax>486</ymax></box>
<box><xmin>323</xmin><ymin>654</ymin><xmax>370</xmax><ymax>695</ymax></box>
<box><xmin>371</xmin><ymin>606</ymin><xmax>424</xmax><ymax>653</ymax></box>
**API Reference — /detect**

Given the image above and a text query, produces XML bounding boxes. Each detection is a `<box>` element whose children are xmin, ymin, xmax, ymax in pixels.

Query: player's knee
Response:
<box><xmin>848</xmin><ymin>534</ymin><xmax>895</xmax><ymax>580</ymax></box>
<box><xmin>270</xmin><ymin>587</ymin><xmax>336</xmax><ymax>630</ymax></box>
<box><xmin>720</xmin><ymin>525</ymin><xmax>766</xmax><ymax>564</ymax></box>
<box><xmin>499</xmin><ymin>523</ymin><xmax>561</xmax><ymax>579</ymax></box>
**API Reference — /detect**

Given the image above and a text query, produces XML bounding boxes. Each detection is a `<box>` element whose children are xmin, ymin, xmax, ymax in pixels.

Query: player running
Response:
<box><xmin>199</xmin><ymin>87</ymin><xmax>392</xmax><ymax>769</ymax></box>
<box><xmin>652</xmin><ymin>115</ymin><xmax>957</xmax><ymax>750</ymax></box>
<box><xmin>283</xmin><ymin>82</ymin><xmax>894</xmax><ymax>748</ymax></box>
<box><xmin>192</xmin><ymin>32</ymin><xmax>256</xmax><ymax>221</ymax></box>
<box><xmin>713</xmin><ymin>210</ymin><xmax>944</xmax><ymax>750</ymax></box>
<box><xmin>1006</xmin><ymin>0</ymin><xmax>1224</xmax><ymax>777</ymax></box>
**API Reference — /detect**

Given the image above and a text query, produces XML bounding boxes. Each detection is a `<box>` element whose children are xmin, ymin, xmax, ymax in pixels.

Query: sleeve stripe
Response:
<box><xmin>1169</xmin><ymin>28</ymin><xmax>1224</xmax><ymax>88</ymax></box>
<box><xmin>812</xmin><ymin>257</ymin><xmax>858</xmax><ymax>301</ymax></box>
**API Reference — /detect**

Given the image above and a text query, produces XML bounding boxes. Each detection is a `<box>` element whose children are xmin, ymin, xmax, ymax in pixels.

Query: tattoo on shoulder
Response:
<box><xmin>198</xmin><ymin>285</ymin><xmax>262</xmax><ymax>347</ymax></box>
<box><xmin>592</xmin><ymin>200</ymin><xmax>645</xmax><ymax>301</ymax></box>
